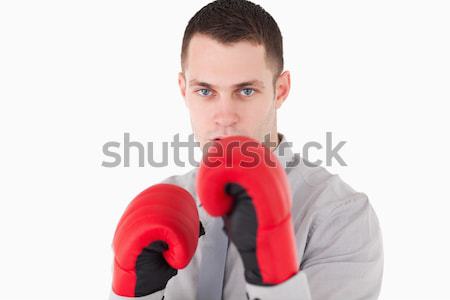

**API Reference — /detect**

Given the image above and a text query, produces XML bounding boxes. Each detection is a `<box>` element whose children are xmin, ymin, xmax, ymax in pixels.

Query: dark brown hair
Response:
<box><xmin>181</xmin><ymin>0</ymin><xmax>284</xmax><ymax>77</ymax></box>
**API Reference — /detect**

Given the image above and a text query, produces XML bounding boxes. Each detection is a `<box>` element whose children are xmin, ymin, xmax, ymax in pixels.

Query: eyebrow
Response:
<box><xmin>188</xmin><ymin>79</ymin><xmax>265</xmax><ymax>89</ymax></box>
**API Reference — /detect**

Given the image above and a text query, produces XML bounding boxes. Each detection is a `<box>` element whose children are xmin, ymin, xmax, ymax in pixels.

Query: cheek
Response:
<box><xmin>251</xmin><ymin>99</ymin><xmax>276</xmax><ymax>134</ymax></box>
<box><xmin>186</xmin><ymin>100</ymin><xmax>210</xmax><ymax>128</ymax></box>
<box><xmin>246</xmin><ymin>95</ymin><xmax>275</xmax><ymax>119</ymax></box>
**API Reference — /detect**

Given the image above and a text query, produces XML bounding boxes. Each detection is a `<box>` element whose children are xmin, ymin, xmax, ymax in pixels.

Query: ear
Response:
<box><xmin>274</xmin><ymin>70</ymin><xmax>291</xmax><ymax>109</ymax></box>
<box><xmin>178</xmin><ymin>72</ymin><xmax>187</xmax><ymax>99</ymax></box>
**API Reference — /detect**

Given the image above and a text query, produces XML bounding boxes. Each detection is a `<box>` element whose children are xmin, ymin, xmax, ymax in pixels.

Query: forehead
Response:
<box><xmin>184</xmin><ymin>34</ymin><xmax>273</xmax><ymax>85</ymax></box>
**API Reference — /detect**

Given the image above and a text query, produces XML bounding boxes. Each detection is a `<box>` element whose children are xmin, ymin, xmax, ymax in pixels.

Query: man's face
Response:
<box><xmin>178</xmin><ymin>34</ymin><xmax>290</xmax><ymax>151</ymax></box>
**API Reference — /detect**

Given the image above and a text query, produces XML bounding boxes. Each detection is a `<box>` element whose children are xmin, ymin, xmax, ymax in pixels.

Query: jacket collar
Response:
<box><xmin>273</xmin><ymin>132</ymin><xmax>297</xmax><ymax>169</ymax></box>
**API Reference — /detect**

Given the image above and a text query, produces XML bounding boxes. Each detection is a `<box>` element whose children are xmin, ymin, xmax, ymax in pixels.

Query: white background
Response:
<box><xmin>0</xmin><ymin>1</ymin><xmax>449</xmax><ymax>299</ymax></box>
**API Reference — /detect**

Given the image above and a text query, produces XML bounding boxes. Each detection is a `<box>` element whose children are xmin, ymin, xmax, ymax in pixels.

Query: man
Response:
<box><xmin>110</xmin><ymin>0</ymin><xmax>383</xmax><ymax>299</ymax></box>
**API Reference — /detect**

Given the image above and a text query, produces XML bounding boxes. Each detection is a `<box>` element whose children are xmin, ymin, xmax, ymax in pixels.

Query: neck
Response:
<box><xmin>262</xmin><ymin>131</ymin><xmax>280</xmax><ymax>152</ymax></box>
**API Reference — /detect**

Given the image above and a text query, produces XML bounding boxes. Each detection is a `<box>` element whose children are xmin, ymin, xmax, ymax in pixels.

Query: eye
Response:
<box><xmin>240</xmin><ymin>88</ymin><xmax>255</xmax><ymax>97</ymax></box>
<box><xmin>197</xmin><ymin>88</ymin><xmax>213</xmax><ymax>97</ymax></box>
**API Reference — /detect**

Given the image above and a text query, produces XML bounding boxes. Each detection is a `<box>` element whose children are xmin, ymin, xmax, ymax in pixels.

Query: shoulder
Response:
<box><xmin>160</xmin><ymin>167</ymin><xmax>199</xmax><ymax>198</ymax></box>
<box><xmin>288</xmin><ymin>158</ymin><xmax>383</xmax><ymax>268</ymax></box>
<box><xmin>287</xmin><ymin>156</ymin><xmax>377</xmax><ymax>231</ymax></box>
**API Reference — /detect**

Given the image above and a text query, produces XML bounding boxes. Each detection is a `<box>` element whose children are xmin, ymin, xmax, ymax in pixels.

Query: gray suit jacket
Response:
<box><xmin>110</xmin><ymin>133</ymin><xmax>383</xmax><ymax>300</ymax></box>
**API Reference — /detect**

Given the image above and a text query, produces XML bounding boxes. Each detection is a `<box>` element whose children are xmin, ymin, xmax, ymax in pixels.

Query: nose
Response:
<box><xmin>213</xmin><ymin>98</ymin><xmax>239</xmax><ymax>129</ymax></box>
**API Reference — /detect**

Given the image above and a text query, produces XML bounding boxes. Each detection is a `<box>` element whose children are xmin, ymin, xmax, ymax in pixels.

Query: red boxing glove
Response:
<box><xmin>112</xmin><ymin>183</ymin><xmax>200</xmax><ymax>297</ymax></box>
<box><xmin>197</xmin><ymin>136</ymin><xmax>299</xmax><ymax>285</ymax></box>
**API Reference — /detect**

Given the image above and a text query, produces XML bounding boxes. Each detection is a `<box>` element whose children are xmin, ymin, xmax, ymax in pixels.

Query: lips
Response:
<box><xmin>210</xmin><ymin>136</ymin><xmax>226</xmax><ymax>141</ymax></box>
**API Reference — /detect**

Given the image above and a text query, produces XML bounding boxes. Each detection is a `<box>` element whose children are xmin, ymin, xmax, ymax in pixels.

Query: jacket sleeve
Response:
<box><xmin>109</xmin><ymin>290</ymin><xmax>164</xmax><ymax>300</ymax></box>
<box><xmin>246</xmin><ymin>193</ymin><xmax>383</xmax><ymax>300</ymax></box>
<box><xmin>246</xmin><ymin>271</ymin><xmax>311</xmax><ymax>300</ymax></box>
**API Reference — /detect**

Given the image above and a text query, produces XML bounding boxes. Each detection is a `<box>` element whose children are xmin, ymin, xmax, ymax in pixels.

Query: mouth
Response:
<box><xmin>210</xmin><ymin>136</ymin><xmax>225</xmax><ymax>142</ymax></box>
